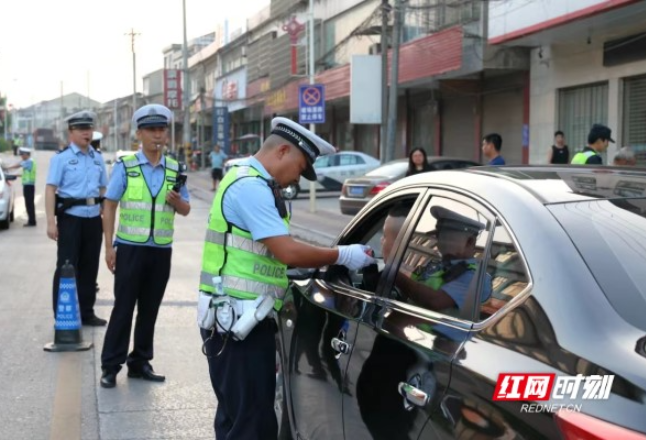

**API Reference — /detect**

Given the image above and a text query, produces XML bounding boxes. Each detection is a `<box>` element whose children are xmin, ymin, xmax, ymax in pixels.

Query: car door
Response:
<box><xmin>342</xmin><ymin>189</ymin><xmax>497</xmax><ymax>440</ymax></box>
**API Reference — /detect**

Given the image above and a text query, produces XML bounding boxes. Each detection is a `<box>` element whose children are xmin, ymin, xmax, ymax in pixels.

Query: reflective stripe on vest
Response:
<box><xmin>199</xmin><ymin>165</ymin><xmax>289</xmax><ymax>310</ymax></box>
<box><xmin>22</xmin><ymin>160</ymin><xmax>36</xmax><ymax>185</ymax></box>
<box><xmin>116</xmin><ymin>154</ymin><xmax>178</xmax><ymax>245</ymax></box>
<box><xmin>570</xmin><ymin>150</ymin><xmax>598</xmax><ymax>164</ymax></box>
<box><xmin>411</xmin><ymin>263</ymin><xmax>478</xmax><ymax>290</ymax></box>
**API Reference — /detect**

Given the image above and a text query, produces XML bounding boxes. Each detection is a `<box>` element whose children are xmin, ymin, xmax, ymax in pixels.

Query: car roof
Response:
<box><xmin>388</xmin><ymin>165</ymin><xmax>646</xmax><ymax>205</ymax></box>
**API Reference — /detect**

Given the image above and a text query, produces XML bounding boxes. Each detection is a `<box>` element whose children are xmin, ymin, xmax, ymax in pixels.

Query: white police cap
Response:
<box><xmin>92</xmin><ymin>131</ymin><xmax>103</xmax><ymax>142</ymax></box>
<box><xmin>270</xmin><ymin>117</ymin><xmax>336</xmax><ymax>181</ymax></box>
<box><xmin>133</xmin><ymin>104</ymin><xmax>172</xmax><ymax>129</ymax></box>
<box><xmin>66</xmin><ymin>110</ymin><xmax>96</xmax><ymax>129</ymax></box>
<box><xmin>18</xmin><ymin>147</ymin><xmax>32</xmax><ymax>155</ymax></box>
<box><xmin>431</xmin><ymin>206</ymin><xmax>485</xmax><ymax>235</ymax></box>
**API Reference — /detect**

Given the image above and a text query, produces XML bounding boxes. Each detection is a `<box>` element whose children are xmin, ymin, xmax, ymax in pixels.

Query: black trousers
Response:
<box><xmin>52</xmin><ymin>214</ymin><xmax>102</xmax><ymax>319</ymax></box>
<box><xmin>201</xmin><ymin>320</ymin><xmax>278</xmax><ymax>440</ymax></box>
<box><xmin>23</xmin><ymin>185</ymin><xmax>36</xmax><ymax>225</ymax></box>
<box><xmin>101</xmin><ymin>244</ymin><xmax>172</xmax><ymax>372</ymax></box>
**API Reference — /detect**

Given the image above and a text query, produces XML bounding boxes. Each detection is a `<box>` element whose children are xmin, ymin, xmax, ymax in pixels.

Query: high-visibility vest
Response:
<box><xmin>412</xmin><ymin>262</ymin><xmax>478</xmax><ymax>290</ymax></box>
<box><xmin>116</xmin><ymin>154</ymin><xmax>179</xmax><ymax>245</ymax></box>
<box><xmin>22</xmin><ymin>159</ymin><xmax>36</xmax><ymax>185</ymax></box>
<box><xmin>199</xmin><ymin>165</ymin><xmax>290</xmax><ymax>310</ymax></box>
<box><xmin>570</xmin><ymin>150</ymin><xmax>598</xmax><ymax>164</ymax></box>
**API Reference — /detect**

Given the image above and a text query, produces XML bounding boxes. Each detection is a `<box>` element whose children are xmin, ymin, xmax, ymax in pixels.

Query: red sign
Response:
<box><xmin>221</xmin><ymin>79</ymin><xmax>238</xmax><ymax>101</ymax></box>
<box><xmin>164</xmin><ymin>69</ymin><xmax>182</xmax><ymax>110</ymax></box>
<box><xmin>493</xmin><ymin>373</ymin><xmax>556</xmax><ymax>401</ymax></box>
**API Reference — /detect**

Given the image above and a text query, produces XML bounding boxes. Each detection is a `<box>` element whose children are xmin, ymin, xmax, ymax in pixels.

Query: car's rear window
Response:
<box><xmin>548</xmin><ymin>198</ymin><xmax>646</xmax><ymax>331</ymax></box>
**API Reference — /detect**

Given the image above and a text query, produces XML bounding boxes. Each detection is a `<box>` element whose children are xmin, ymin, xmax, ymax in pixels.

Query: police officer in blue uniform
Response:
<box><xmin>99</xmin><ymin>104</ymin><xmax>190</xmax><ymax>389</ymax></box>
<box><xmin>45</xmin><ymin>110</ymin><xmax>108</xmax><ymax>326</ymax></box>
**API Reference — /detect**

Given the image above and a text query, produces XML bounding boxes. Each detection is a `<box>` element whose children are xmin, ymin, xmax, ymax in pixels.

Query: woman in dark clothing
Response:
<box><xmin>406</xmin><ymin>148</ymin><xmax>431</xmax><ymax>176</ymax></box>
<box><xmin>548</xmin><ymin>131</ymin><xmax>570</xmax><ymax>164</ymax></box>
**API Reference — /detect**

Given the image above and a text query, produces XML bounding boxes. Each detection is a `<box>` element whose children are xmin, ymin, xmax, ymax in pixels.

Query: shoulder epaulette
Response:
<box><xmin>57</xmin><ymin>147</ymin><xmax>69</xmax><ymax>154</ymax></box>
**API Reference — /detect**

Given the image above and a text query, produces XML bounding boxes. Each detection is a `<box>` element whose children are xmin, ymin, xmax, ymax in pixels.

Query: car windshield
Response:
<box><xmin>365</xmin><ymin>162</ymin><xmax>407</xmax><ymax>178</ymax></box>
<box><xmin>548</xmin><ymin>198</ymin><xmax>646</xmax><ymax>332</ymax></box>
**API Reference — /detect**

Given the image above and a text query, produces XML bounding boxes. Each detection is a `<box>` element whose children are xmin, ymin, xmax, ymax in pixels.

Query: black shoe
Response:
<box><xmin>82</xmin><ymin>315</ymin><xmax>107</xmax><ymax>326</ymax></box>
<box><xmin>23</xmin><ymin>223</ymin><xmax>36</xmax><ymax>227</ymax></box>
<box><xmin>127</xmin><ymin>364</ymin><xmax>166</xmax><ymax>382</ymax></box>
<box><xmin>100</xmin><ymin>371</ymin><xmax>117</xmax><ymax>388</ymax></box>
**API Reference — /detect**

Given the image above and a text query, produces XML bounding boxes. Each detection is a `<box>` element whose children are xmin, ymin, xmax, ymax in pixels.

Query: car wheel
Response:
<box><xmin>275</xmin><ymin>346</ymin><xmax>293</xmax><ymax>440</ymax></box>
<box><xmin>282</xmin><ymin>184</ymin><xmax>299</xmax><ymax>200</ymax></box>
<box><xmin>0</xmin><ymin>216</ymin><xmax>9</xmax><ymax>230</ymax></box>
<box><xmin>9</xmin><ymin>208</ymin><xmax>14</xmax><ymax>222</ymax></box>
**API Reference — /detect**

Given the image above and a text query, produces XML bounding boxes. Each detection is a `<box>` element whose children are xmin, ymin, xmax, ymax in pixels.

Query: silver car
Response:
<box><xmin>0</xmin><ymin>165</ymin><xmax>17</xmax><ymax>230</ymax></box>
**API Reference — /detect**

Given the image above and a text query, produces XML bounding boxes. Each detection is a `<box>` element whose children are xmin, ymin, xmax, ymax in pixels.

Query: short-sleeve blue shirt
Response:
<box><xmin>20</xmin><ymin>159</ymin><xmax>34</xmax><ymax>186</ymax></box>
<box><xmin>209</xmin><ymin>151</ymin><xmax>228</xmax><ymax>169</ymax></box>
<box><xmin>222</xmin><ymin>157</ymin><xmax>289</xmax><ymax>241</ymax></box>
<box><xmin>46</xmin><ymin>143</ymin><xmax>108</xmax><ymax>218</ymax></box>
<box><xmin>106</xmin><ymin>151</ymin><xmax>190</xmax><ymax>248</ymax></box>
<box><xmin>489</xmin><ymin>156</ymin><xmax>506</xmax><ymax>166</ymax></box>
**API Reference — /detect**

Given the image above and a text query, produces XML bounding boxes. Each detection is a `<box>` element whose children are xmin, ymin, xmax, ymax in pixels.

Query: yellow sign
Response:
<box><xmin>267</xmin><ymin>89</ymin><xmax>287</xmax><ymax>109</ymax></box>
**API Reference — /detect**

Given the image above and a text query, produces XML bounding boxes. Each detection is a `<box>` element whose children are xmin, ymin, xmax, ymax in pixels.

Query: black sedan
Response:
<box><xmin>276</xmin><ymin>165</ymin><xmax>646</xmax><ymax>440</ymax></box>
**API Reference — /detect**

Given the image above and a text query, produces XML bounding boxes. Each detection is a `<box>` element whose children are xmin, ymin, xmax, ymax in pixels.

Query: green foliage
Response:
<box><xmin>0</xmin><ymin>138</ymin><xmax>9</xmax><ymax>153</ymax></box>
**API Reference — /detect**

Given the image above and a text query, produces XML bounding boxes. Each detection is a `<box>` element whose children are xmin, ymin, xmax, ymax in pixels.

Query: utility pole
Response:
<box><xmin>182</xmin><ymin>0</ymin><xmax>191</xmax><ymax>159</ymax></box>
<box><xmin>385</xmin><ymin>0</ymin><xmax>402</xmax><ymax>163</ymax></box>
<box><xmin>380</xmin><ymin>0</ymin><xmax>390</xmax><ymax>163</ymax></box>
<box><xmin>60</xmin><ymin>81</ymin><xmax>64</xmax><ymax>141</ymax></box>
<box><xmin>308</xmin><ymin>0</ymin><xmax>317</xmax><ymax>213</ymax></box>
<box><xmin>125</xmin><ymin>28</ymin><xmax>141</xmax><ymax>143</ymax></box>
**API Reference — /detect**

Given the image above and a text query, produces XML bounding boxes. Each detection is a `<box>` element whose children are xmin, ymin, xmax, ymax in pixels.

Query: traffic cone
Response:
<box><xmin>44</xmin><ymin>260</ymin><xmax>93</xmax><ymax>352</ymax></box>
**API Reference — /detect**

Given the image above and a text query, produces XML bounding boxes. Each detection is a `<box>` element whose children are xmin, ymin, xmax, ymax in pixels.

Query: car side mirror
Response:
<box><xmin>5</xmin><ymin>175</ymin><xmax>18</xmax><ymax>181</ymax></box>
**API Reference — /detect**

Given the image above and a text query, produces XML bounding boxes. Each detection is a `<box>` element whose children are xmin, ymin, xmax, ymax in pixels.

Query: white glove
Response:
<box><xmin>335</xmin><ymin>244</ymin><xmax>375</xmax><ymax>271</ymax></box>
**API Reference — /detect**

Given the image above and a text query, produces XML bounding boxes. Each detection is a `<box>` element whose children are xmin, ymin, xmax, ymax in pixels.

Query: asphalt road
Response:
<box><xmin>0</xmin><ymin>149</ymin><xmax>355</xmax><ymax>440</ymax></box>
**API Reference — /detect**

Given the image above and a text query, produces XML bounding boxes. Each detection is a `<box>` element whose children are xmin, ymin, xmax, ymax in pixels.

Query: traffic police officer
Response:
<box><xmin>5</xmin><ymin>146</ymin><xmax>37</xmax><ymax>226</ymax></box>
<box><xmin>100</xmin><ymin>104</ymin><xmax>191</xmax><ymax>389</ymax></box>
<box><xmin>571</xmin><ymin>124</ymin><xmax>615</xmax><ymax>165</ymax></box>
<box><xmin>45</xmin><ymin>110</ymin><xmax>108</xmax><ymax>326</ymax></box>
<box><xmin>198</xmin><ymin>117</ymin><xmax>374</xmax><ymax>440</ymax></box>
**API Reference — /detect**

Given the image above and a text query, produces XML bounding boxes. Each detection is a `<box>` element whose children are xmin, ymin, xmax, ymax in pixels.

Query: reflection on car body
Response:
<box><xmin>276</xmin><ymin>165</ymin><xmax>646</xmax><ymax>440</ymax></box>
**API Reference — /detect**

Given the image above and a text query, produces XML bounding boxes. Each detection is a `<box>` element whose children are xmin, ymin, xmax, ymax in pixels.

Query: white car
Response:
<box><xmin>224</xmin><ymin>151</ymin><xmax>381</xmax><ymax>200</ymax></box>
<box><xmin>0</xmin><ymin>165</ymin><xmax>17</xmax><ymax>230</ymax></box>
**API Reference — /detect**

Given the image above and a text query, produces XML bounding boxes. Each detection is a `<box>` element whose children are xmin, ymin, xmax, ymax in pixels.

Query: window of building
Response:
<box><xmin>622</xmin><ymin>74</ymin><xmax>646</xmax><ymax>165</ymax></box>
<box><xmin>339</xmin><ymin>154</ymin><xmax>364</xmax><ymax>166</ymax></box>
<box><xmin>479</xmin><ymin>221</ymin><xmax>530</xmax><ymax>321</ymax></box>
<box><xmin>558</xmin><ymin>82</ymin><xmax>609</xmax><ymax>162</ymax></box>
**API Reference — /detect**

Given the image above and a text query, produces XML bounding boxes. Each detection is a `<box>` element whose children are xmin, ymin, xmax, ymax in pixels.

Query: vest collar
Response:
<box><xmin>240</xmin><ymin>157</ymin><xmax>271</xmax><ymax>180</ymax></box>
<box><xmin>135</xmin><ymin>150</ymin><xmax>166</xmax><ymax>168</ymax></box>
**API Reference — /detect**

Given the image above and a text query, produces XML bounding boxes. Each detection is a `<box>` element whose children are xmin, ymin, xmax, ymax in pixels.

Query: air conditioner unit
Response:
<box><xmin>368</xmin><ymin>43</ymin><xmax>381</xmax><ymax>55</ymax></box>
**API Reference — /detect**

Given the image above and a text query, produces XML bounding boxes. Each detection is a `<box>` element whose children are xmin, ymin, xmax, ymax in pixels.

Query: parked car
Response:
<box><xmin>276</xmin><ymin>165</ymin><xmax>646</xmax><ymax>440</ymax></box>
<box><xmin>224</xmin><ymin>151</ymin><xmax>381</xmax><ymax>200</ymax></box>
<box><xmin>339</xmin><ymin>156</ymin><xmax>480</xmax><ymax>215</ymax></box>
<box><xmin>0</xmin><ymin>165</ymin><xmax>17</xmax><ymax>230</ymax></box>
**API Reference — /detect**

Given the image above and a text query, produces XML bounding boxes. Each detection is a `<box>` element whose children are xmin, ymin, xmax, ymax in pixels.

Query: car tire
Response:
<box><xmin>281</xmin><ymin>184</ymin><xmax>299</xmax><ymax>201</ymax></box>
<box><xmin>0</xmin><ymin>216</ymin><xmax>9</xmax><ymax>230</ymax></box>
<box><xmin>9</xmin><ymin>207</ymin><xmax>14</xmax><ymax>223</ymax></box>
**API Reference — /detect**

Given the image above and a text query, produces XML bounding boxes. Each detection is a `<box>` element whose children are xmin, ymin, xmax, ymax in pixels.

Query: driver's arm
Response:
<box><xmin>395</xmin><ymin>273</ymin><xmax>456</xmax><ymax>310</ymax></box>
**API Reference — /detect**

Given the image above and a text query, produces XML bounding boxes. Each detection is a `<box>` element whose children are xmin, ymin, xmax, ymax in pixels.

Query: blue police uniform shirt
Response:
<box><xmin>222</xmin><ymin>157</ymin><xmax>289</xmax><ymax>241</ymax></box>
<box><xmin>209</xmin><ymin>151</ymin><xmax>228</xmax><ymax>169</ymax></box>
<box><xmin>489</xmin><ymin>156</ymin><xmax>506</xmax><ymax>165</ymax></box>
<box><xmin>20</xmin><ymin>159</ymin><xmax>34</xmax><ymax>186</ymax></box>
<box><xmin>106</xmin><ymin>151</ymin><xmax>190</xmax><ymax>249</ymax></box>
<box><xmin>46</xmin><ymin>143</ymin><xmax>108</xmax><ymax>218</ymax></box>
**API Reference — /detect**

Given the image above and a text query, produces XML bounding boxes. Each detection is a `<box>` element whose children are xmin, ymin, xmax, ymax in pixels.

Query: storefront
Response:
<box><xmin>214</xmin><ymin>67</ymin><xmax>248</xmax><ymax>154</ymax></box>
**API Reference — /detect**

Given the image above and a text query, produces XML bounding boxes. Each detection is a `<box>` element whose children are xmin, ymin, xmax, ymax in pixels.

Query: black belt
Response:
<box><xmin>55</xmin><ymin>196</ymin><xmax>105</xmax><ymax>215</ymax></box>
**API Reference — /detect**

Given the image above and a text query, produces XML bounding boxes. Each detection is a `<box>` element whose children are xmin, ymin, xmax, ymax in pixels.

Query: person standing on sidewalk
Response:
<box><xmin>198</xmin><ymin>117</ymin><xmax>375</xmax><ymax>440</ymax></box>
<box><xmin>482</xmin><ymin>133</ymin><xmax>506</xmax><ymax>165</ymax></box>
<box><xmin>100</xmin><ymin>104</ymin><xmax>191</xmax><ymax>389</ymax></box>
<box><xmin>548</xmin><ymin>130</ymin><xmax>570</xmax><ymax>164</ymax></box>
<box><xmin>209</xmin><ymin>144</ymin><xmax>228</xmax><ymax>191</ymax></box>
<box><xmin>45</xmin><ymin>110</ymin><xmax>108</xmax><ymax>326</ymax></box>
<box><xmin>571</xmin><ymin>124</ymin><xmax>614</xmax><ymax>165</ymax></box>
<box><xmin>5</xmin><ymin>146</ymin><xmax>37</xmax><ymax>226</ymax></box>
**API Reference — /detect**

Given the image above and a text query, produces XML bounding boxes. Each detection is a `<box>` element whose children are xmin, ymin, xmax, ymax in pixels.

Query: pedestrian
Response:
<box><xmin>209</xmin><ymin>144</ymin><xmax>228</xmax><ymax>191</ymax></box>
<box><xmin>5</xmin><ymin>146</ymin><xmax>37</xmax><ymax>226</ymax></box>
<box><xmin>405</xmin><ymin>147</ymin><xmax>431</xmax><ymax>176</ymax></box>
<box><xmin>613</xmin><ymin>146</ymin><xmax>637</xmax><ymax>166</ymax></box>
<box><xmin>45</xmin><ymin>110</ymin><xmax>108</xmax><ymax>326</ymax></box>
<box><xmin>571</xmin><ymin>124</ymin><xmax>614</xmax><ymax>165</ymax></box>
<box><xmin>482</xmin><ymin>133</ymin><xmax>505</xmax><ymax>165</ymax></box>
<box><xmin>548</xmin><ymin>130</ymin><xmax>570</xmax><ymax>164</ymax></box>
<box><xmin>99</xmin><ymin>104</ymin><xmax>191</xmax><ymax>389</ymax></box>
<box><xmin>198</xmin><ymin>116</ymin><xmax>375</xmax><ymax>440</ymax></box>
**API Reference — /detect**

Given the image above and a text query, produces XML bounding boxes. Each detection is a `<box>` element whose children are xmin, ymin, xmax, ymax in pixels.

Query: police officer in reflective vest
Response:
<box><xmin>198</xmin><ymin>117</ymin><xmax>375</xmax><ymax>440</ymax></box>
<box><xmin>5</xmin><ymin>146</ymin><xmax>37</xmax><ymax>226</ymax></box>
<box><xmin>571</xmin><ymin>124</ymin><xmax>615</xmax><ymax>165</ymax></box>
<box><xmin>99</xmin><ymin>104</ymin><xmax>191</xmax><ymax>389</ymax></box>
<box><xmin>45</xmin><ymin>110</ymin><xmax>108</xmax><ymax>326</ymax></box>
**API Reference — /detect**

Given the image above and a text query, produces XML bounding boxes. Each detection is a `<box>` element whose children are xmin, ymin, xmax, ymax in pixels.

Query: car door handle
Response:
<box><xmin>398</xmin><ymin>382</ymin><xmax>430</xmax><ymax>410</ymax></box>
<box><xmin>330</xmin><ymin>337</ymin><xmax>351</xmax><ymax>358</ymax></box>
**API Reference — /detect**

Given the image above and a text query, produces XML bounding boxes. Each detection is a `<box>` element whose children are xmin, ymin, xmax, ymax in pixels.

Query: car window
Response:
<box><xmin>314</xmin><ymin>155</ymin><xmax>331</xmax><ymax>168</ymax></box>
<box><xmin>339</xmin><ymin>154</ymin><xmax>358</xmax><ymax>166</ymax></box>
<box><xmin>479</xmin><ymin>221</ymin><xmax>530</xmax><ymax>321</ymax></box>
<box><xmin>455</xmin><ymin>161</ymin><xmax>478</xmax><ymax>169</ymax></box>
<box><xmin>333</xmin><ymin>194</ymin><xmax>421</xmax><ymax>294</ymax></box>
<box><xmin>430</xmin><ymin>161</ymin><xmax>455</xmax><ymax>170</ymax></box>
<box><xmin>391</xmin><ymin>196</ymin><xmax>493</xmax><ymax>319</ymax></box>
